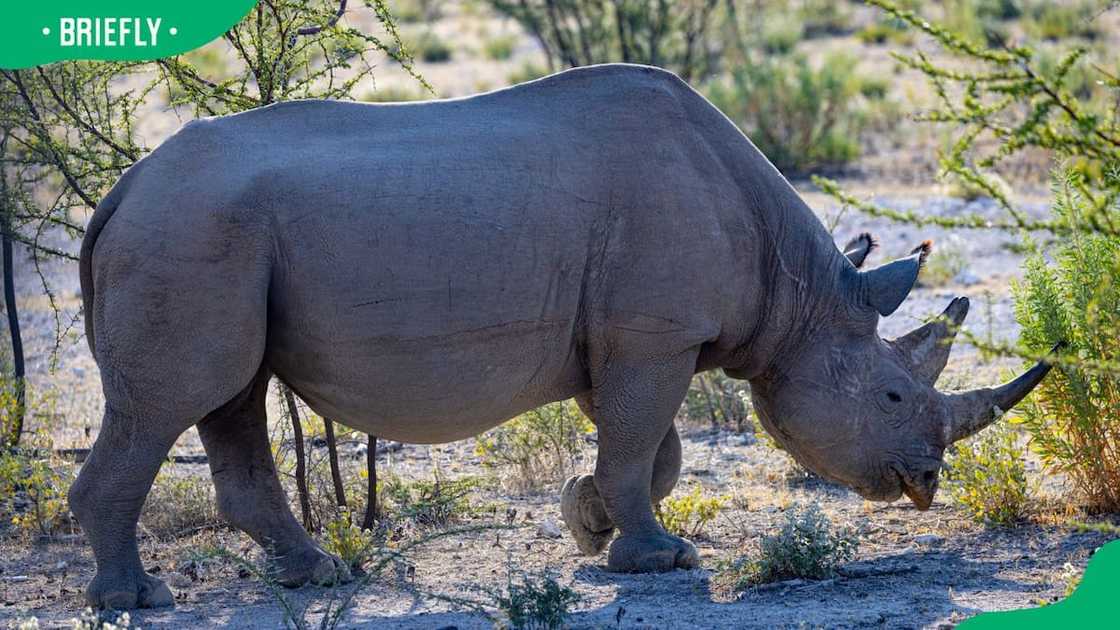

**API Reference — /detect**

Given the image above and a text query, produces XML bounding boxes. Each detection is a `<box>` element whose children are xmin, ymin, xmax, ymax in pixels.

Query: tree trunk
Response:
<box><xmin>1</xmin><ymin>209</ymin><xmax>25</xmax><ymax>448</ymax></box>
<box><xmin>282</xmin><ymin>384</ymin><xmax>313</xmax><ymax>531</ymax></box>
<box><xmin>361</xmin><ymin>435</ymin><xmax>378</xmax><ymax>530</ymax></box>
<box><xmin>323</xmin><ymin>418</ymin><xmax>347</xmax><ymax>508</ymax></box>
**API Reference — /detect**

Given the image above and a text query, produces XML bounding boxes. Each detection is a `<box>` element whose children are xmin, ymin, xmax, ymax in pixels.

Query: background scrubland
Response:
<box><xmin>2</xmin><ymin>0</ymin><xmax>1120</xmax><ymax>627</ymax></box>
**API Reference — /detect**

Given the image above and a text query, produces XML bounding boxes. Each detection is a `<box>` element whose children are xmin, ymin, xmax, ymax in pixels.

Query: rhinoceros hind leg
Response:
<box><xmin>198</xmin><ymin>370</ymin><xmax>350</xmax><ymax>588</ymax></box>
<box><xmin>560</xmin><ymin>474</ymin><xmax>615</xmax><ymax>555</ymax></box>
<box><xmin>69</xmin><ymin>407</ymin><xmax>185</xmax><ymax>609</ymax></box>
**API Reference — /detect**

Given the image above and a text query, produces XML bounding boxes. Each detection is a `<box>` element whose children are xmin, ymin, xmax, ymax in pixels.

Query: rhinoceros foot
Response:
<box><xmin>271</xmin><ymin>545</ymin><xmax>352</xmax><ymax>587</ymax></box>
<box><xmin>86</xmin><ymin>570</ymin><xmax>174</xmax><ymax>610</ymax></box>
<box><xmin>560</xmin><ymin>474</ymin><xmax>615</xmax><ymax>555</ymax></box>
<box><xmin>606</xmin><ymin>532</ymin><xmax>700</xmax><ymax>573</ymax></box>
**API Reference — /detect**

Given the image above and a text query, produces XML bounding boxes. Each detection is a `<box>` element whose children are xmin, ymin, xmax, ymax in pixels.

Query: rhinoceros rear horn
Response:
<box><xmin>893</xmin><ymin>296</ymin><xmax>969</xmax><ymax>386</ymax></box>
<box><xmin>856</xmin><ymin>242</ymin><xmax>928</xmax><ymax>316</ymax></box>
<box><xmin>942</xmin><ymin>342</ymin><xmax>1064</xmax><ymax>442</ymax></box>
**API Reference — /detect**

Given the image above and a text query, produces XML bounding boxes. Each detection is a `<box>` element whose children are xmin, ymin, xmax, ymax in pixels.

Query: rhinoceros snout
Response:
<box><xmin>900</xmin><ymin>465</ymin><xmax>940</xmax><ymax>511</ymax></box>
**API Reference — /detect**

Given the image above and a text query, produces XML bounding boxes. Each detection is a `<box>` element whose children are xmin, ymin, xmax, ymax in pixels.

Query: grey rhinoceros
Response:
<box><xmin>70</xmin><ymin>63</ymin><xmax>1055</xmax><ymax>609</ymax></box>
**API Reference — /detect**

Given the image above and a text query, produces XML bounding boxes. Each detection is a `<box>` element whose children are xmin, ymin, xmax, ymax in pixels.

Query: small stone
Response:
<box><xmin>953</xmin><ymin>269</ymin><xmax>981</xmax><ymax>286</ymax></box>
<box><xmin>537</xmin><ymin>519</ymin><xmax>562</xmax><ymax>539</ymax></box>
<box><xmin>915</xmin><ymin>534</ymin><xmax>943</xmax><ymax>546</ymax></box>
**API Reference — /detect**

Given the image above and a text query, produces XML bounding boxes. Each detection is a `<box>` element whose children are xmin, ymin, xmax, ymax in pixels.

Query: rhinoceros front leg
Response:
<box><xmin>590</xmin><ymin>351</ymin><xmax>700</xmax><ymax>573</ymax></box>
<box><xmin>197</xmin><ymin>371</ymin><xmax>349</xmax><ymax>587</ymax></box>
<box><xmin>560</xmin><ymin>423</ymin><xmax>682</xmax><ymax>555</ymax></box>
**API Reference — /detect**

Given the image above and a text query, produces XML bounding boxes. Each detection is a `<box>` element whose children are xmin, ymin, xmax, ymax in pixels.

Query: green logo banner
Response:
<box><xmin>0</xmin><ymin>1</ymin><xmax>260</xmax><ymax>69</ymax></box>
<box><xmin>961</xmin><ymin>539</ymin><xmax>1120</xmax><ymax>628</ymax></box>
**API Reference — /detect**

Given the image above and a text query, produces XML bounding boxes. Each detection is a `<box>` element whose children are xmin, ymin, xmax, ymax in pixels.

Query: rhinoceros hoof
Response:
<box><xmin>86</xmin><ymin>570</ymin><xmax>174</xmax><ymax>609</ymax></box>
<box><xmin>560</xmin><ymin>474</ymin><xmax>615</xmax><ymax>555</ymax></box>
<box><xmin>271</xmin><ymin>545</ymin><xmax>352</xmax><ymax>587</ymax></box>
<box><xmin>606</xmin><ymin>533</ymin><xmax>700</xmax><ymax>573</ymax></box>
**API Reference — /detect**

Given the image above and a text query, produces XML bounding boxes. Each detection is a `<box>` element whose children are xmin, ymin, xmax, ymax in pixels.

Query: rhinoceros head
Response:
<box><xmin>746</xmin><ymin>238</ymin><xmax>1057</xmax><ymax>510</ymax></box>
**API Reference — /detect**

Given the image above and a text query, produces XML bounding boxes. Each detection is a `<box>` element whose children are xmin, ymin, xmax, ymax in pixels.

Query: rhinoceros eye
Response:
<box><xmin>874</xmin><ymin>383</ymin><xmax>912</xmax><ymax>426</ymax></box>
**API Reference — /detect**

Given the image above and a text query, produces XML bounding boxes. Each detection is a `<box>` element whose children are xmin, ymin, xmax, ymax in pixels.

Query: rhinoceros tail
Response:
<box><xmin>80</xmin><ymin>160</ymin><xmax>145</xmax><ymax>359</ymax></box>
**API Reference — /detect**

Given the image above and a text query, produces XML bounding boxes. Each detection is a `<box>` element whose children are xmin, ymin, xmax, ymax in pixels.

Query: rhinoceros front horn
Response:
<box><xmin>942</xmin><ymin>343</ymin><xmax>1065</xmax><ymax>443</ymax></box>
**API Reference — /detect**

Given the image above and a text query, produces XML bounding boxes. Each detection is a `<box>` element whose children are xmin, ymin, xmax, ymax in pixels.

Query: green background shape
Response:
<box><xmin>960</xmin><ymin>538</ymin><xmax>1120</xmax><ymax>628</ymax></box>
<box><xmin>0</xmin><ymin>1</ymin><xmax>259</xmax><ymax>69</ymax></box>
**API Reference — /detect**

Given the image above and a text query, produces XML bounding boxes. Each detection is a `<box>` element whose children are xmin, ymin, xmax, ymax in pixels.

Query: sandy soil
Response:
<box><xmin>3</xmin><ymin>188</ymin><xmax>1111</xmax><ymax>629</ymax></box>
<box><xmin>4</xmin><ymin>2</ymin><xmax>1119</xmax><ymax>627</ymax></box>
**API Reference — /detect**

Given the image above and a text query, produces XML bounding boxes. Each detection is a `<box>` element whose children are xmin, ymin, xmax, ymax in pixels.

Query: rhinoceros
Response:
<box><xmin>70</xmin><ymin>63</ymin><xmax>1055</xmax><ymax>609</ymax></box>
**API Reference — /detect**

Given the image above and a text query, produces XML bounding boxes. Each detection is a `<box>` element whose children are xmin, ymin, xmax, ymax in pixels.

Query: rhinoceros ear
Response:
<box><xmin>842</xmin><ymin>233</ymin><xmax>877</xmax><ymax>269</ymax></box>
<box><xmin>860</xmin><ymin>241</ymin><xmax>929</xmax><ymax>316</ymax></box>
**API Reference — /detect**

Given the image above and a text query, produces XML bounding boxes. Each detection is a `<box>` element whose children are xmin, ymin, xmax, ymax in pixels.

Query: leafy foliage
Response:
<box><xmin>486</xmin><ymin>0</ymin><xmax>722</xmax><ymax>82</ymax></box>
<box><xmin>0</xmin><ymin>448</ymin><xmax>72</xmax><ymax>537</ymax></box>
<box><xmin>140</xmin><ymin>468</ymin><xmax>221</xmax><ymax>539</ymax></box>
<box><xmin>383</xmin><ymin>473</ymin><xmax>480</xmax><ymax>527</ymax></box>
<box><xmin>722</xmin><ymin>502</ymin><xmax>859</xmax><ymax>587</ymax></box>
<box><xmin>683</xmin><ymin>371</ymin><xmax>751</xmax><ymax>431</ymax></box>
<box><xmin>816</xmin><ymin>0</ymin><xmax>1119</xmax><ymax>237</ymax></box>
<box><xmin>494</xmin><ymin>569</ymin><xmax>581</xmax><ymax>630</ymax></box>
<box><xmin>943</xmin><ymin>423</ymin><xmax>1032</xmax><ymax>524</ymax></box>
<box><xmin>655</xmin><ymin>484</ymin><xmax>727</xmax><ymax>538</ymax></box>
<box><xmin>707</xmin><ymin>52</ymin><xmax>871</xmax><ymax>173</ymax></box>
<box><xmin>475</xmin><ymin>401</ymin><xmax>593</xmax><ymax>493</ymax></box>
<box><xmin>1013</xmin><ymin>177</ymin><xmax>1120</xmax><ymax>510</ymax></box>
<box><xmin>322</xmin><ymin>509</ymin><xmax>377</xmax><ymax>569</ymax></box>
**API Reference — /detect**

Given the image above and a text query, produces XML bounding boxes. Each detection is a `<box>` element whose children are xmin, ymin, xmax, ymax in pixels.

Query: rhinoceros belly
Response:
<box><xmin>261</xmin><ymin>190</ymin><xmax>595</xmax><ymax>443</ymax></box>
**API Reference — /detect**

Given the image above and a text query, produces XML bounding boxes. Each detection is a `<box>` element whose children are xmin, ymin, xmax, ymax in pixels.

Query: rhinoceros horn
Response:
<box><xmin>892</xmin><ymin>296</ymin><xmax>970</xmax><ymax>386</ymax></box>
<box><xmin>941</xmin><ymin>342</ymin><xmax>1065</xmax><ymax>443</ymax></box>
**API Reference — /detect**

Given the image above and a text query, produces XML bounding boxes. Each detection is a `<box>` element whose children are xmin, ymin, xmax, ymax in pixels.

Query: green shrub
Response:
<box><xmin>722</xmin><ymin>503</ymin><xmax>859</xmax><ymax>587</ymax></box>
<box><xmin>141</xmin><ymin>468</ymin><xmax>221</xmax><ymax>539</ymax></box>
<box><xmin>411</xmin><ymin>31</ymin><xmax>452</xmax><ymax>63</ymax></box>
<box><xmin>943</xmin><ymin>422</ymin><xmax>1032</xmax><ymax>525</ymax></box>
<box><xmin>384</xmin><ymin>473</ymin><xmax>480</xmax><ymax>527</ymax></box>
<box><xmin>488</xmin><ymin>0</ymin><xmax>720</xmax><ymax>82</ymax></box>
<box><xmin>707</xmin><ymin>53</ymin><xmax>869</xmax><ymax>173</ymax></box>
<box><xmin>475</xmin><ymin>401</ymin><xmax>593</xmax><ymax>493</ymax></box>
<box><xmin>1013</xmin><ymin>177</ymin><xmax>1120</xmax><ymax>511</ymax></box>
<box><xmin>507</xmin><ymin>61</ymin><xmax>548</xmax><ymax>85</ymax></box>
<box><xmin>360</xmin><ymin>86</ymin><xmax>427</xmax><ymax>102</ymax></box>
<box><xmin>656</xmin><ymin>484</ymin><xmax>727</xmax><ymax>538</ymax></box>
<box><xmin>321</xmin><ymin>509</ymin><xmax>376</xmax><ymax>569</ymax></box>
<box><xmin>391</xmin><ymin>0</ymin><xmax>441</xmax><ymax>23</ymax></box>
<box><xmin>798</xmin><ymin>0</ymin><xmax>852</xmax><ymax>38</ymax></box>
<box><xmin>917</xmin><ymin>238</ymin><xmax>968</xmax><ymax>288</ymax></box>
<box><xmin>856</xmin><ymin>21</ymin><xmax>912</xmax><ymax>46</ymax></box>
<box><xmin>484</xmin><ymin>35</ymin><xmax>517</xmax><ymax>60</ymax></box>
<box><xmin>976</xmin><ymin>0</ymin><xmax>1021</xmax><ymax>21</ymax></box>
<box><xmin>495</xmin><ymin>570</ymin><xmax>580</xmax><ymax>630</ymax></box>
<box><xmin>0</xmin><ymin>448</ymin><xmax>73</xmax><ymax>537</ymax></box>
<box><xmin>1024</xmin><ymin>1</ymin><xmax>1100</xmax><ymax>41</ymax></box>
<box><xmin>760</xmin><ymin>16</ymin><xmax>803</xmax><ymax>55</ymax></box>
<box><xmin>684</xmin><ymin>371</ymin><xmax>751</xmax><ymax>431</ymax></box>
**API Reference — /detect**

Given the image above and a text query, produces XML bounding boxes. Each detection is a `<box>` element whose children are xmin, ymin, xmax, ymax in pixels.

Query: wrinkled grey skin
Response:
<box><xmin>71</xmin><ymin>64</ymin><xmax>1055</xmax><ymax>609</ymax></box>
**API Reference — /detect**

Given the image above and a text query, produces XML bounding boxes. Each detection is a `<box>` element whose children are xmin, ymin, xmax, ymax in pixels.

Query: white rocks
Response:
<box><xmin>953</xmin><ymin>268</ymin><xmax>981</xmax><ymax>286</ymax></box>
<box><xmin>537</xmin><ymin>519</ymin><xmax>562</xmax><ymax>539</ymax></box>
<box><xmin>915</xmin><ymin>534</ymin><xmax>944</xmax><ymax>546</ymax></box>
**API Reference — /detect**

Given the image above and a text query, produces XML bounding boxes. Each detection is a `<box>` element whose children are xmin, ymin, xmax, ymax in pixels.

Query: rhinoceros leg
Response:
<box><xmin>560</xmin><ymin>423</ymin><xmax>682</xmax><ymax>555</ymax></box>
<box><xmin>197</xmin><ymin>369</ymin><xmax>349</xmax><ymax>587</ymax></box>
<box><xmin>68</xmin><ymin>408</ymin><xmax>183</xmax><ymax>609</ymax></box>
<box><xmin>592</xmin><ymin>351</ymin><xmax>700</xmax><ymax>573</ymax></box>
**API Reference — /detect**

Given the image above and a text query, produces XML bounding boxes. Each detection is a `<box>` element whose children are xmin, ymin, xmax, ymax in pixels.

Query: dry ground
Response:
<box><xmin>3</xmin><ymin>188</ymin><xmax>1113</xmax><ymax>629</ymax></box>
<box><xmin>5</xmin><ymin>1</ymin><xmax>1120</xmax><ymax>627</ymax></box>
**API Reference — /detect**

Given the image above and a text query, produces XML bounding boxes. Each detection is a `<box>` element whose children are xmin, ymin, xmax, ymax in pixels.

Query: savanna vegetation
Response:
<box><xmin>3</xmin><ymin>0</ymin><xmax>1120</xmax><ymax>627</ymax></box>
